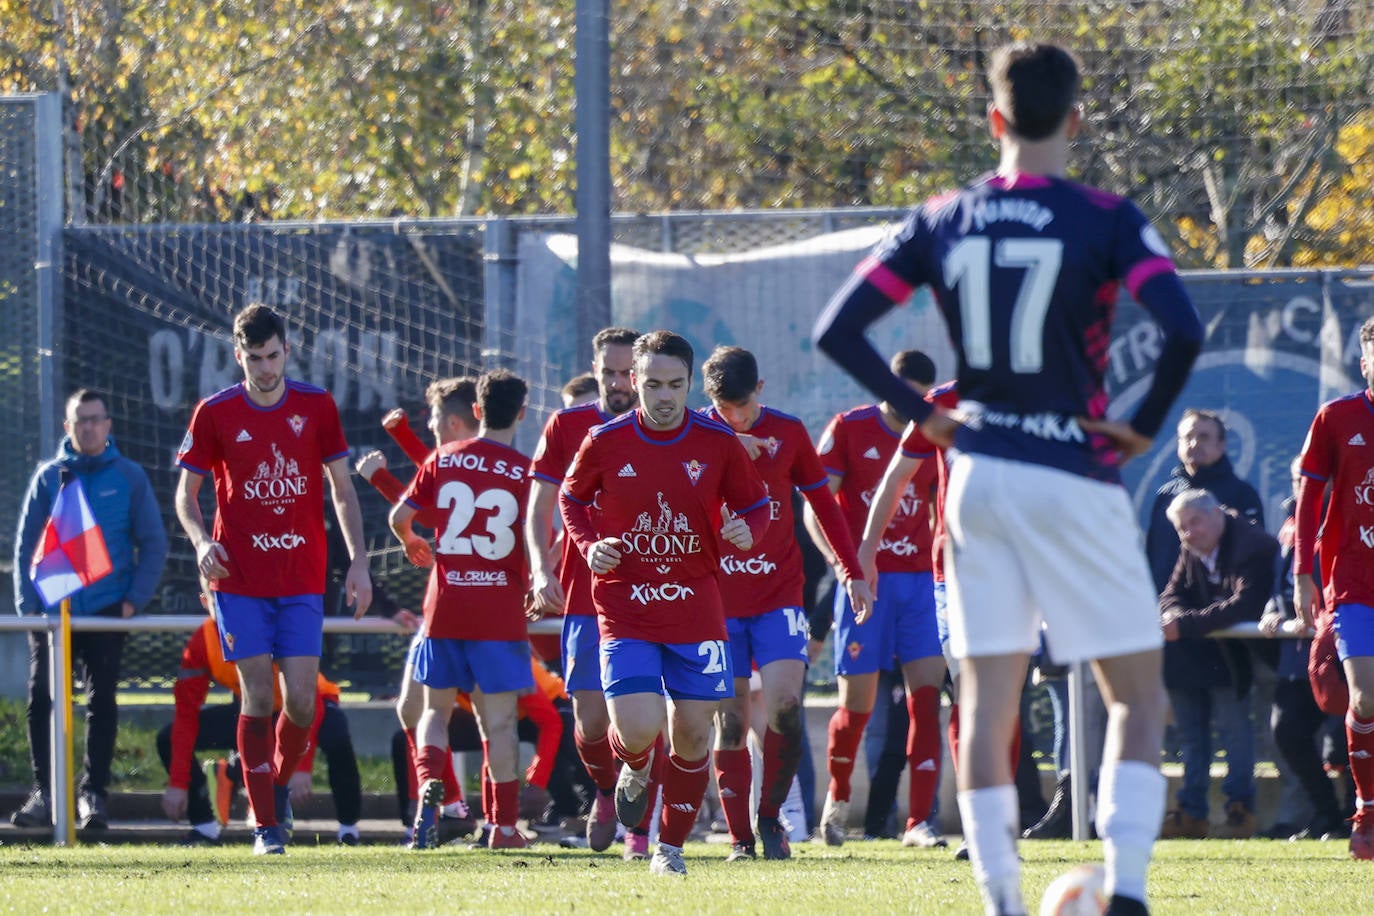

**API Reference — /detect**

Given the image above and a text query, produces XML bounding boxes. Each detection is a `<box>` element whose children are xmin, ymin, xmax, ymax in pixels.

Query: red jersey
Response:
<box><xmin>530</xmin><ymin>402</ymin><xmax>616</xmax><ymax>618</ymax></box>
<box><xmin>901</xmin><ymin>381</ymin><xmax>958</xmax><ymax>582</ymax></box>
<box><xmin>177</xmin><ymin>380</ymin><xmax>348</xmax><ymax>597</ymax></box>
<box><xmin>561</xmin><ymin>410</ymin><xmax>770</xmax><ymax>643</ymax></box>
<box><xmin>403</xmin><ymin>437</ymin><xmax>532</xmax><ymax>640</ymax></box>
<box><xmin>818</xmin><ymin>405</ymin><xmax>934</xmax><ymax>573</ymax></box>
<box><xmin>1296</xmin><ymin>390</ymin><xmax>1374</xmax><ymax>608</ymax></box>
<box><xmin>705</xmin><ymin>406</ymin><xmax>860</xmax><ymax>616</ymax></box>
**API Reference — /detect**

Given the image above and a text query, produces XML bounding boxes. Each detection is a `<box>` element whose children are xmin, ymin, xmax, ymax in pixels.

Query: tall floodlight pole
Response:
<box><xmin>574</xmin><ymin>0</ymin><xmax>613</xmax><ymax>366</ymax></box>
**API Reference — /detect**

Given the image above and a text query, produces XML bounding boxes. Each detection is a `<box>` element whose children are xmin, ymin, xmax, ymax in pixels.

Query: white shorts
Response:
<box><xmin>943</xmin><ymin>452</ymin><xmax>1162</xmax><ymax>664</ymax></box>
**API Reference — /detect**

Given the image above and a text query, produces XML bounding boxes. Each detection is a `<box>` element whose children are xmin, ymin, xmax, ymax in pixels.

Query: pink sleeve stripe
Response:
<box><xmin>1125</xmin><ymin>257</ymin><xmax>1175</xmax><ymax>297</ymax></box>
<box><xmin>859</xmin><ymin>257</ymin><xmax>915</xmax><ymax>303</ymax></box>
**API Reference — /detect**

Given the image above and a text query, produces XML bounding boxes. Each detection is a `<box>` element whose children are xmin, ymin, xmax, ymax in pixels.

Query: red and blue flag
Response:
<box><xmin>29</xmin><ymin>478</ymin><xmax>113</xmax><ymax>606</ymax></box>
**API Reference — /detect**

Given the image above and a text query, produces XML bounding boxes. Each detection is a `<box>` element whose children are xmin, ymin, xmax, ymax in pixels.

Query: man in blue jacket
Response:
<box><xmin>10</xmin><ymin>389</ymin><xmax>168</xmax><ymax>832</ymax></box>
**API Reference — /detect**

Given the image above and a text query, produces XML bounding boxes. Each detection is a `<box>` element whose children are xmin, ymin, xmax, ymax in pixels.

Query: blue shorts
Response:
<box><xmin>601</xmin><ymin>638</ymin><xmax>734</xmax><ymax>701</ymax></box>
<box><xmin>413</xmin><ymin>638</ymin><xmax>534</xmax><ymax>694</ymax></box>
<box><xmin>211</xmin><ymin>592</ymin><xmax>323</xmax><ymax>661</ymax></box>
<box><xmin>727</xmin><ymin>607</ymin><xmax>809</xmax><ymax>675</ymax></box>
<box><xmin>1333</xmin><ymin>603</ymin><xmax>1374</xmax><ymax>661</ymax></box>
<box><xmin>405</xmin><ymin>630</ymin><xmax>424</xmax><ymax>669</ymax></box>
<box><xmin>562</xmin><ymin>615</ymin><xmax>603</xmax><ymax>694</ymax></box>
<box><xmin>833</xmin><ymin>571</ymin><xmax>940</xmax><ymax>676</ymax></box>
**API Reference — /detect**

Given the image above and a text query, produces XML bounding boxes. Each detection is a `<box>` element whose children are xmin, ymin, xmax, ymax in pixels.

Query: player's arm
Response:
<box><xmin>384</xmin><ymin>409</ymin><xmax>432</xmax><ymax>466</ymax></box>
<box><xmin>801</xmin><ymin>474</ymin><xmax>843</xmax><ymax>568</ymax></box>
<box><xmin>389</xmin><ymin>499</ymin><xmax>434</xmax><ymax>569</ymax></box>
<box><xmin>356</xmin><ymin>450</ymin><xmax>409</xmax><ymax>505</ymax></box>
<box><xmin>324</xmin><ymin>456</ymin><xmax>373</xmax><ymax>618</ymax></box>
<box><xmin>857</xmin><ymin>450</ymin><xmax>926</xmax><ymax>588</ymax></box>
<box><xmin>524</xmin><ymin>478</ymin><xmax>565</xmax><ymax>615</ymax></box>
<box><xmin>1292</xmin><ymin>472</ymin><xmax>1328</xmax><ymax>630</ymax></box>
<box><xmin>174</xmin><ymin>468</ymin><xmax>230</xmax><ymax>580</ymax></box>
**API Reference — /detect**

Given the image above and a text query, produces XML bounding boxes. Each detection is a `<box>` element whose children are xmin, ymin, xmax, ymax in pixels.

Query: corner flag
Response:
<box><xmin>29</xmin><ymin>477</ymin><xmax>113</xmax><ymax>606</ymax></box>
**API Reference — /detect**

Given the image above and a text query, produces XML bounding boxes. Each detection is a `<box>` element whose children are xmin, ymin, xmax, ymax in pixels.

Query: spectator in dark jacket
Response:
<box><xmin>9</xmin><ymin>389</ymin><xmax>168</xmax><ymax>832</ymax></box>
<box><xmin>1158</xmin><ymin>488</ymin><xmax>1278</xmax><ymax>840</ymax></box>
<box><xmin>1146</xmin><ymin>409</ymin><xmax>1264</xmax><ymax>593</ymax></box>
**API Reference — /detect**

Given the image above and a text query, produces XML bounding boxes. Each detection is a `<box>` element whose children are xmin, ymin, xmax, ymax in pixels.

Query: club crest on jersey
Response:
<box><xmin>682</xmin><ymin>459</ymin><xmax>706</xmax><ymax>485</ymax></box>
<box><xmin>288</xmin><ymin>414</ymin><xmax>307</xmax><ymax>437</ymax></box>
<box><xmin>762</xmin><ymin>437</ymin><xmax>781</xmax><ymax>458</ymax></box>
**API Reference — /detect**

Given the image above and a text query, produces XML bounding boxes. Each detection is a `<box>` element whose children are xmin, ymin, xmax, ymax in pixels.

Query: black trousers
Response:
<box><xmin>156</xmin><ymin>700</ymin><xmax>362</xmax><ymax>826</ymax></box>
<box><xmin>1271</xmin><ymin>678</ymin><xmax>1344</xmax><ymax>823</ymax></box>
<box><xmin>26</xmin><ymin>626</ymin><xmax>126</xmax><ymax>797</ymax></box>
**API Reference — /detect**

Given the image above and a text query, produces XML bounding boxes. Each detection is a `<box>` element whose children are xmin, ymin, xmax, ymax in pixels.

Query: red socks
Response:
<box><xmin>273</xmin><ymin>714</ymin><xmax>312</xmax><ymax>787</ymax></box>
<box><xmin>608</xmin><ymin>728</ymin><xmax>653</xmax><ymax>772</ymax></box>
<box><xmin>492</xmin><ymin>779</ymin><xmax>519</xmax><ymax>828</ymax></box>
<box><xmin>948</xmin><ymin>701</ymin><xmax>961</xmax><ymax>773</ymax></box>
<box><xmin>759</xmin><ymin>726</ymin><xmax>802</xmax><ymax>819</ymax></box>
<box><xmin>416</xmin><ymin>744</ymin><xmax>448</xmax><ymax>786</ymax></box>
<box><xmin>658</xmin><ymin>753</ymin><xmax>710</xmax><ymax>847</ymax></box>
<box><xmin>575</xmin><ymin>729</ymin><xmax>619</xmax><ymax>794</ymax></box>
<box><xmin>826</xmin><ymin>707</ymin><xmax>871</xmax><ymax>801</ymax></box>
<box><xmin>1347</xmin><ymin>711</ymin><xmax>1374</xmax><ymax>806</ymax></box>
<box><xmin>905</xmin><ymin>686</ymin><xmax>941</xmax><ymax>830</ymax></box>
<box><xmin>238</xmin><ymin>715</ymin><xmax>275</xmax><ymax>828</ymax></box>
<box><xmin>713</xmin><ymin>747</ymin><xmax>753</xmax><ymax>844</ymax></box>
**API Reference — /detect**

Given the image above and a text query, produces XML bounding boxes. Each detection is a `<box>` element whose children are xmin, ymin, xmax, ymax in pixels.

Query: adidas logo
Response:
<box><xmin>669</xmin><ymin>803</ymin><xmax>697</xmax><ymax>813</ymax></box>
<box><xmin>719</xmin><ymin>788</ymin><xmax>737</xmax><ymax>799</ymax></box>
<box><xmin>618</xmin><ymin>463</ymin><xmax>638</xmax><ymax>477</ymax></box>
<box><xmin>714</xmin><ymin>679</ymin><xmax>727</xmax><ymax>693</ymax></box>
<box><xmin>1353</xmin><ymin>750</ymin><xmax>1372</xmax><ymax>759</ymax></box>
<box><xmin>863</xmin><ymin>446</ymin><xmax>881</xmax><ymax>459</ymax></box>
<box><xmin>248</xmin><ymin>762</ymin><xmax>273</xmax><ymax>774</ymax></box>
<box><xmin>915</xmin><ymin>758</ymin><xmax>937</xmax><ymax>772</ymax></box>
<box><xmin>236</xmin><ymin>429</ymin><xmax>253</xmax><ymax>443</ymax></box>
<box><xmin>1351</xmin><ymin>434</ymin><xmax>1366</xmax><ymax>446</ymax></box>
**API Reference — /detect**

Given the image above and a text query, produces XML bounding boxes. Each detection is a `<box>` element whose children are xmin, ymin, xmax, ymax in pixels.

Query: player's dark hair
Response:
<box><xmin>232</xmin><ymin>303</ymin><xmax>288</xmax><ymax>350</ymax></box>
<box><xmin>633</xmin><ymin>330</ymin><xmax>695</xmax><ymax>378</ymax></box>
<box><xmin>426</xmin><ymin>376</ymin><xmax>478</xmax><ymax>428</ymax></box>
<box><xmin>988</xmin><ymin>42</ymin><xmax>1081</xmax><ymax>141</ymax></box>
<box><xmin>65</xmin><ymin>388</ymin><xmax>109</xmax><ymax>417</ymax></box>
<box><xmin>476</xmin><ymin>369</ymin><xmax>528</xmax><ymax>431</ymax></box>
<box><xmin>1360</xmin><ymin>316</ymin><xmax>1374</xmax><ymax>347</ymax></box>
<box><xmin>701</xmin><ymin>345</ymin><xmax>759</xmax><ymax>403</ymax></box>
<box><xmin>560</xmin><ymin>372</ymin><xmax>599</xmax><ymax>402</ymax></box>
<box><xmin>1181</xmin><ymin>407</ymin><xmax>1226</xmax><ymax>442</ymax></box>
<box><xmin>891</xmin><ymin>349</ymin><xmax>936</xmax><ymax>386</ymax></box>
<box><xmin>592</xmin><ymin>326</ymin><xmax>640</xmax><ymax>355</ymax></box>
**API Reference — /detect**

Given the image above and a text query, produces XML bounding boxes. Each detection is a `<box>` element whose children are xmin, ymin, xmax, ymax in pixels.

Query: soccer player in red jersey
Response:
<box><xmin>175</xmin><ymin>304</ymin><xmax>373</xmax><ymax>855</ymax></box>
<box><xmin>815</xmin><ymin>43</ymin><xmax>1203</xmax><ymax>915</ymax></box>
<box><xmin>390</xmin><ymin>369</ymin><xmax>535</xmax><ymax>850</ymax></box>
<box><xmin>357</xmin><ymin>378</ymin><xmax>479</xmax><ymax>827</ymax></box>
<box><xmin>1295</xmin><ymin>315</ymin><xmax>1374</xmax><ymax>861</ymax></box>
<box><xmin>804</xmin><ymin>349</ymin><xmax>947</xmax><ymax>849</ymax></box>
<box><xmin>559</xmin><ymin>331</ymin><xmax>771</xmax><ymax>876</ymax></box>
<box><xmin>525</xmin><ymin>327</ymin><xmax>653</xmax><ymax>855</ymax></box>
<box><xmin>700</xmin><ymin>345</ymin><xmax>873</xmax><ymax>861</ymax></box>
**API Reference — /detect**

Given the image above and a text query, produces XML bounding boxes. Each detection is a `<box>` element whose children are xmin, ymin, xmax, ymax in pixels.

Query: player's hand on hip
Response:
<box><xmin>381</xmin><ymin>407</ymin><xmax>407</xmax><ymax>430</ymax></box>
<box><xmin>1294</xmin><ymin>573</ymin><xmax>1321</xmax><ymax>630</ymax></box>
<box><xmin>346</xmin><ymin>560</ymin><xmax>373</xmax><ymax>618</ymax></box>
<box><xmin>404</xmin><ymin>536</ymin><xmax>434</xmax><ymax>569</ymax></box>
<box><xmin>847</xmin><ymin>576</ymin><xmax>875</xmax><ymax>625</ymax></box>
<box><xmin>197</xmin><ymin>541</ymin><xmax>230</xmax><ymax>580</ymax></box>
<box><xmin>1076</xmin><ymin>417</ymin><xmax>1153</xmax><ymax>463</ymax></box>
<box><xmin>354</xmin><ymin>450</ymin><xmax>387</xmax><ymax>481</ymax></box>
<box><xmin>160</xmin><ymin>787</ymin><xmax>188</xmax><ymax>822</ymax></box>
<box><xmin>720</xmin><ymin>516</ymin><xmax>753</xmax><ymax>551</ymax></box>
<box><xmin>919</xmin><ymin>409</ymin><xmax>961</xmax><ymax>450</ymax></box>
<box><xmin>588</xmin><ymin>538</ymin><xmax>623</xmax><ymax>575</ymax></box>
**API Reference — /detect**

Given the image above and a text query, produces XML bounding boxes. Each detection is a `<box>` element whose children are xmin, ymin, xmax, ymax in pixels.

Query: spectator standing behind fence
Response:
<box><xmin>1145</xmin><ymin>409</ymin><xmax>1264</xmax><ymax>594</ymax></box>
<box><xmin>1258</xmin><ymin>457</ymin><xmax>1352</xmax><ymax>842</ymax></box>
<box><xmin>174</xmin><ymin>304</ymin><xmax>372</xmax><ymax>856</ymax></box>
<box><xmin>9</xmin><ymin>388</ymin><xmax>168</xmax><ymax>832</ymax></box>
<box><xmin>1293</xmin><ymin>315</ymin><xmax>1374</xmax><ymax>860</ymax></box>
<box><xmin>1157</xmin><ymin>489</ymin><xmax>1277</xmax><ymax>840</ymax></box>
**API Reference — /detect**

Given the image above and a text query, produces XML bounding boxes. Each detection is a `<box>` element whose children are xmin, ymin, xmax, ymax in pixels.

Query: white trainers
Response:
<box><xmin>648</xmin><ymin>843</ymin><xmax>687</xmax><ymax>876</ymax></box>
<box><xmin>820</xmin><ymin>793</ymin><xmax>849</xmax><ymax>847</ymax></box>
<box><xmin>901</xmin><ymin>820</ymin><xmax>948</xmax><ymax>848</ymax></box>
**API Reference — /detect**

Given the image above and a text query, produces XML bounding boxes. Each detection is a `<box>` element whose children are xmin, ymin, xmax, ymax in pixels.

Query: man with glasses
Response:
<box><xmin>11</xmin><ymin>388</ymin><xmax>168</xmax><ymax>833</ymax></box>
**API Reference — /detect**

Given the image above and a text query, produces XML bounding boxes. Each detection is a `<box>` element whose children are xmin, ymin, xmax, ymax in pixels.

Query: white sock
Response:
<box><xmin>957</xmin><ymin>786</ymin><xmax>1025</xmax><ymax>916</ymax></box>
<box><xmin>192</xmin><ymin>821</ymin><xmax>221</xmax><ymax>840</ymax></box>
<box><xmin>1095</xmin><ymin>760</ymin><xmax>1166</xmax><ymax>902</ymax></box>
<box><xmin>337</xmin><ymin>824</ymin><xmax>360</xmax><ymax>841</ymax></box>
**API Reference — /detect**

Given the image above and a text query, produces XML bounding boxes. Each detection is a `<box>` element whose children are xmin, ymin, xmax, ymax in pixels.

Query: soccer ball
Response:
<box><xmin>1038</xmin><ymin>864</ymin><xmax>1107</xmax><ymax>916</ymax></box>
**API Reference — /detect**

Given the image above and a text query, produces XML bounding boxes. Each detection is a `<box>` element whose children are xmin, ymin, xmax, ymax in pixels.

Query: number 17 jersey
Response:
<box><xmin>403</xmin><ymin>437</ymin><xmax>532</xmax><ymax>641</ymax></box>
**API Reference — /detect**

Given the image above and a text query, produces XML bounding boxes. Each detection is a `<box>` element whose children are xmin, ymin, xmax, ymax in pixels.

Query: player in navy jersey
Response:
<box><xmin>175</xmin><ymin>304</ymin><xmax>373</xmax><ymax>856</ymax></box>
<box><xmin>560</xmin><ymin>331</ymin><xmax>771</xmax><ymax>876</ymax></box>
<box><xmin>815</xmin><ymin>43</ymin><xmax>1203</xmax><ymax>916</ymax></box>
<box><xmin>526</xmin><ymin>327</ymin><xmax>661</xmax><ymax>857</ymax></box>
<box><xmin>700</xmin><ymin>345</ymin><xmax>872</xmax><ymax>861</ymax></box>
